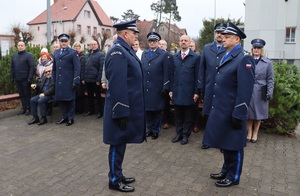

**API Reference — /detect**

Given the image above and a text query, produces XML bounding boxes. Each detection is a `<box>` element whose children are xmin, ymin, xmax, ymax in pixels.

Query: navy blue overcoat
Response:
<box><xmin>202</xmin><ymin>45</ymin><xmax>255</xmax><ymax>151</ymax></box>
<box><xmin>141</xmin><ymin>48</ymin><xmax>170</xmax><ymax>111</ymax></box>
<box><xmin>103</xmin><ymin>37</ymin><xmax>146</xmax><ymax>145</ymax></box>
<box><xmin>198</xmin><ymin>41</ymin><xmax>226</xmax><ymax>115</ymax></box>
<box><xmin>52</xmin><ymin>47</ymin><xmax>80</xmax><ymax>101</ymax></box>
<box><xmin>170</xmin><ymin>50</ymin><xmax>200</xmax><ymax>105</ymax></box>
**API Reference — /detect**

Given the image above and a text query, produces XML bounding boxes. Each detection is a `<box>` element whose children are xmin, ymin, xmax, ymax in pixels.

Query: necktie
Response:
<box><xmin>255</xmin><ymin>58</ymin><xmax>260</xmax><ymax>65</ymax></box>
<box><xmin>149</xmin><ymin>50</ymin><xmax>153</xmax><ymax>58</ymax></box>
<box><xmin>217</xmin><ymin>46</ymin><xmax>221</xmax><ymax>51</ymax></box>
<box><xmin>182</xmin><ymin>52</ymin><xmax>186</xmax><ymax>60</ymax></box>
<box><xmin>60</xmin><ymin>49</ymin><xmax>64</xmax><ymax>55</ymax></box>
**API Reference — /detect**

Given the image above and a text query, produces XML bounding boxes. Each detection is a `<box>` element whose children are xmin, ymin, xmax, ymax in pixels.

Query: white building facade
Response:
<box><xmin>244</xmin><ymin>0</ymin><xmax>300</xmax><ymax>68</ymax></box>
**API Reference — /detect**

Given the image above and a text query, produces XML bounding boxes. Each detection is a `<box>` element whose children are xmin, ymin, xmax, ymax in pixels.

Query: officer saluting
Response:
<box><xmin>103</xmin><ymin>20</ymin><xmax>145</xmax><ymax>192</ymax></box>
<box><xmin>202</xmin><ymin>22</ymin><xmax>255</xmax><ymax>187</ymax></box>
<box><xmin>52</xmin><ymin>34</ymin><xmax>80</xmax><ymax>126</ymax></box>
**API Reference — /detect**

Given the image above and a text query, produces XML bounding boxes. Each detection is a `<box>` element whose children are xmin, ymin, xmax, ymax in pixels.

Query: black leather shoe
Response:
<box><xmin>38</xmin><ymin>116</ymin><xmax>47</xmax><ymax>125</ymax></box>
<box><xmin>66</xmin><ymin>120</ymin><xmax>74</xmax><ymax>126</ymax></box>
<box><xmin>215</xmin><ymin>178</ymin><xmax>239</xmax><ymax>187</ymax></box>
<box><xmin>171</xmin><ymin>134</ymin><xmax>183</xmax><ymax>143</ymax></box>
<box><xmin>96</xmin><ymin>113</ymin><xmax>103</xmax><ymax>118</ymax></box>
<box><xmin>28</xmin><ymin>116</ymin><xmax>39</xmax><ymax>125</ymax></box>
<box><xmin>146</xmin><ymin>131</ymin><xmax>153</xmax><ymax>137</ymax></box>
<box><xmin>122</xmin><ymin>177</ymin><xmax>135</xmax><ymax>184</ymax></box>
<box><xmin>25</xmin><ymin>110</ymin><xmax>31</xmax><ymax>116</ymax></box>
<box><xmin>201</xmin><ymin>144</ymin><xmax>210</xmax><ymax>149</ymax></box>
<box><xmin>210</xmin><ymin>172</ymin><xmax>226</xmax><ymax>180</ymax></box>
<box><xmin>109</xmin><ymin>182</ymin><xmax>134</xmax><ymax>192</ymax></box>
<box><xmin>151</xmin><ymin>133</ymin><xmax>159</xmax><ymax>139</ymax></box>
<box><xmin>84</xmin><ymin>111</ymin><xmax>94</xmax><ymax>116</ymax></box>
<box><xmin>19</xmin><ymin>109</ymin><xmax>26</xmax><ymax>115</ymax></box>
<box><xmin>56</xmin><ymin>118</ymin><xmax>68</xmax><ymax>124</ymax></box>
<box><xmin>181</xmin><ymin>136</ymin><xmax>188</xmax><ymax>145</ymax></box>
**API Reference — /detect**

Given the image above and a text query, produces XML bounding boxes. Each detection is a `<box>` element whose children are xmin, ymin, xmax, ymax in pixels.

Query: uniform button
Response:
<box><xmin>211</xmin><ymin>106</ymin><xmax>214</xmax><ymax>109</ymax></box>
<box><xmin>147</xmin><ymin>81</ymin><xmax>149</xmax><ymax>82</ymax></box>
<box><xmin>59</xmin><ymin>74</ymin><xmax>61</xmax><ymax>76</ymax></box>
<box><xmin>146</xmin><ymin>89</ymin><xmax>149</xmax><ymax>91</ymax></box>
<box><xmin>213</xmin><ymin>95</ymin><xmax>215</xmax><ymax>97</ymax></box>
<box><xmin>217</xmin><ymin>72</ymin><xmax>220</xmax><ymax>74</ymax></box>
<box><xmin>217</xmin><ymin>57</ymin><xmax>219</xmax><ymax>59</ymax></box>
<box><xmin>149</xmin><ymin>63</ymin><xmax>151</xmax><ymax>65</ymax></box>
<box><xmin>216</xmin><ymin>67</ymin><xmax>218</xmax><ymax>69</ymax></box>
<box><xmin>215</xmin><ymin>83</ymin><xmax>217</xmax><ymax>85</ymax></box>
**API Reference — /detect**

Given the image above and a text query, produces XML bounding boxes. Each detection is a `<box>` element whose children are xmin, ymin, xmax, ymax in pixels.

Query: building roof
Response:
<box><xmin>159</xmin><ymin>22</ymin><xmax>186</xmax><ymax>36</ymax></box>
<box><xmin>27</xmin><ymin>0</ymin><xmax>112</xmax><ymax>27</ymax></box>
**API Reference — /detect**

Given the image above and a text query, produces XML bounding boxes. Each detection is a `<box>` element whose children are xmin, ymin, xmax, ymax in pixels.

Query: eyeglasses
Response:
<box><xmin>45</xmin><ymin>71</ymin><xmax>51</xmax><ymax>73</ymax></box>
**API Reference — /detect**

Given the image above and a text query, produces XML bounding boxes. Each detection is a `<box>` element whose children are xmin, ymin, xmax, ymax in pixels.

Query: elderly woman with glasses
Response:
<box><xmin>247</xmin><ymin>38</ymin><xmax>274</xmax><ymax>143</ymax></box>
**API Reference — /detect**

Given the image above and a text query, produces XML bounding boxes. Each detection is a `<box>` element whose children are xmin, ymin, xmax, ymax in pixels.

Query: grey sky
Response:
<box><xmin>0</xmin><ymin>0</ymin><xmax>245</xmax><ymax>38</ymax></box>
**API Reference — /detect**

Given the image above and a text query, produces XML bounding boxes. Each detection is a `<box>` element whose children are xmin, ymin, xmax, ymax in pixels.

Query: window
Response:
<box><xmin>84</xmin><ymin>10</ymin><xmax>91</xmax><ymax>18</ymax></box>
<box><xmin>93</xmin><ymin>27</ymin><xmax>97</xmax><ymax>36</ymax></box>
<box><xmin>38</xmin><ymin>26</ymin><xmax>40</xmax><ymax>31</ymax></box>
<box><xmin>87</xmin><ymin>26</ymin><xmax>91</xmax><ymax>35</ymax></box>
<box><xmin>77</xmin><ymin>25</ymin><xmax>82</xmax><ymax>35</ymax></box>
<box><xmin>285</xmin><ymin>27</ymin><xmax>296</xmax><ymax>43</ymax></box>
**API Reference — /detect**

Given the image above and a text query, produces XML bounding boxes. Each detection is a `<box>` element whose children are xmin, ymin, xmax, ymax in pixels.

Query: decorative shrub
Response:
<box><xmin>262</xmin><ymin>63</ymin><xmax>300</xmax><ymax>134</ymax></box>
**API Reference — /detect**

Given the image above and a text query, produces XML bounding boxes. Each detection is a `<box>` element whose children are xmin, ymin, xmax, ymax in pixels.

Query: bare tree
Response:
<box><xmin>11</xmin><ymin>23</ymin><xmax>34</xmax><ymax>47</ymax></box>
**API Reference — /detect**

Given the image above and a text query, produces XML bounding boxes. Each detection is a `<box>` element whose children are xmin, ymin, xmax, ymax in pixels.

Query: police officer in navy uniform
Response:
<box><xmin>103</xmin><ymin>20</ymin><xmax>145</xmax><ymax>192</ymax></box>
<box><xmin>202</xmin><ymin>22</ymin><xmax>255</xmax><ymax>187</ymax></box>
<box><xmin>141</xmin><ymin>32</ymin><xmax>169</xmax><ymax>139</ymax></box>
<box><xmin>170</xmin><ymin>35</ymin><xmax>201</xmax><ymax>145</ymax></box>
<box><xmin>198</xmin><ymin>22</ymin><xmax>227</xmax><ymax>149</ymax></box>
<box><xmin>52</xmin><ymin>34</ymin><xmax>80</xmax><ymax>126</ymax></box>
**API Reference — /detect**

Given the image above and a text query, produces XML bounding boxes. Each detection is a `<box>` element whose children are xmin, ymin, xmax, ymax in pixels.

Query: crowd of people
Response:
<box><xmin>10</xmin><ymin>19</ymin><xmax>274</xmax><ymax>192</ymax></box>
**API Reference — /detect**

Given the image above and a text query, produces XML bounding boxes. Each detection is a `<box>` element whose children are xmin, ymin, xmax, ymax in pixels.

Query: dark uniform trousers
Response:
<box><xmin>86</xmin><ymin>82</ymin><xmax>103</xmax><ymax>115</ymax></box>
<box><xmin>146</xmin><ymin>111</ymin><xmax>162</xmax><ymax>134</ymax></box>
<box><xmin>163</xmin><ymin>92</ymin><xmax>172</xmax><ymax>124</ymax></box>
<box><xmin>174</xmin><ymin>105</ymin><xmax>194</xmax><ymax>136</ymax></box>
<box><xmin>108</xmin><ymin>144</ymin><xmax>126</xmax><ymax>185</ymax></box>
<box><xmin>16</xmin><ymin>80</ymin><xmax>31</xmax><ymax>111</ymax></box>
<box><xmin>221</xmin><ymin>149</ymin><xmax>244</xmax><ymax>183</ymax></box>
<box><xmin>60</xmin><ymin>100</ymin><xmax>75</xmax><ymax>121</ymax></box>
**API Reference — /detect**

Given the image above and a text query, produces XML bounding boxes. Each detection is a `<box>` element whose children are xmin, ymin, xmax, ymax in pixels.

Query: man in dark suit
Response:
<box><xmin>198</xmin><ymin>22</ymin><xmax>227</xmax><ymax>149</ymax></box>
<box><xmin>10</xmin><ymin>41</ymin><xmax>34</xmax><ymax>115</ymax></box>
<box><xmin>103</xmin><ymin>20</ymin><xmax>145</xmax><ymax>192</ymax></box>
<box><xmin>202</xmin><ymin>22</ymin><xmax>255</xmax><ymax>187</ymax></box>
<box><xmin>141</xmin><ymin>32</ymin><xmax>169</xmax><ymax>139</ymax></box>
<box><xmin>52</xmin><ymin>34</ymin><xmax>80</xmax><ymax>126</ymax></box>
<box><xmin>28</xmin><ymin>67</ymin><xmax>54</xmax><ymax>125</ymax></box>
<box><xmin>170</xmin><ymin>35</ymin><xmax>201</xmax><ymax>145</ymax></box>
<box><xmin>82</xmin><ymin>40</ymin><xmax>105</xmax><ymax>118</ymax></box>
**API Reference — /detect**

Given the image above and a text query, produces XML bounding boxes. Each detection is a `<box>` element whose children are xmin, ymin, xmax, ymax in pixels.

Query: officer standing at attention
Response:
<box><xmin>141</xmin><ymin>32</ymin><xmax>169</xmax><ymax>140</ymax></box>
<box><xmin>202</xmin><ymin>22</ymin><xmax>255</xmax><ymax>187</ymax></box>
<box><xmin>52</xmin><ymin>34</ymin><xmax>80</xmax><ymax>126</ymax></box>
<box><xmin>198</xmin><ymin>22</ymin><xmax>227</xmax><ymax>149</ymax></box>
<box><xmin>103</xmin><ymin>20</ymin><xmax>145</xmax><ymax>192</ymax></box>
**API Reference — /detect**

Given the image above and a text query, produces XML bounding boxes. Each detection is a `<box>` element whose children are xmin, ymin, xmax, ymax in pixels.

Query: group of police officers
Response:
<box><xmin>38</xmin><ymin>18</ymin><xmax>257</xmax><ymax>192</ymax></box>
<box><xmin>100</xmin><ymin>19</ymin><xmax>257</xmax><ymax>192</ymax></box>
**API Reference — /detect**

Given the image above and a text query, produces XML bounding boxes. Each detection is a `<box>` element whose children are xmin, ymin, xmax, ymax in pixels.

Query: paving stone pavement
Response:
<box><xmin>0</xmin><ymin>108</ymin><xmax>299</xmax><ymax>196</ymax></box>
